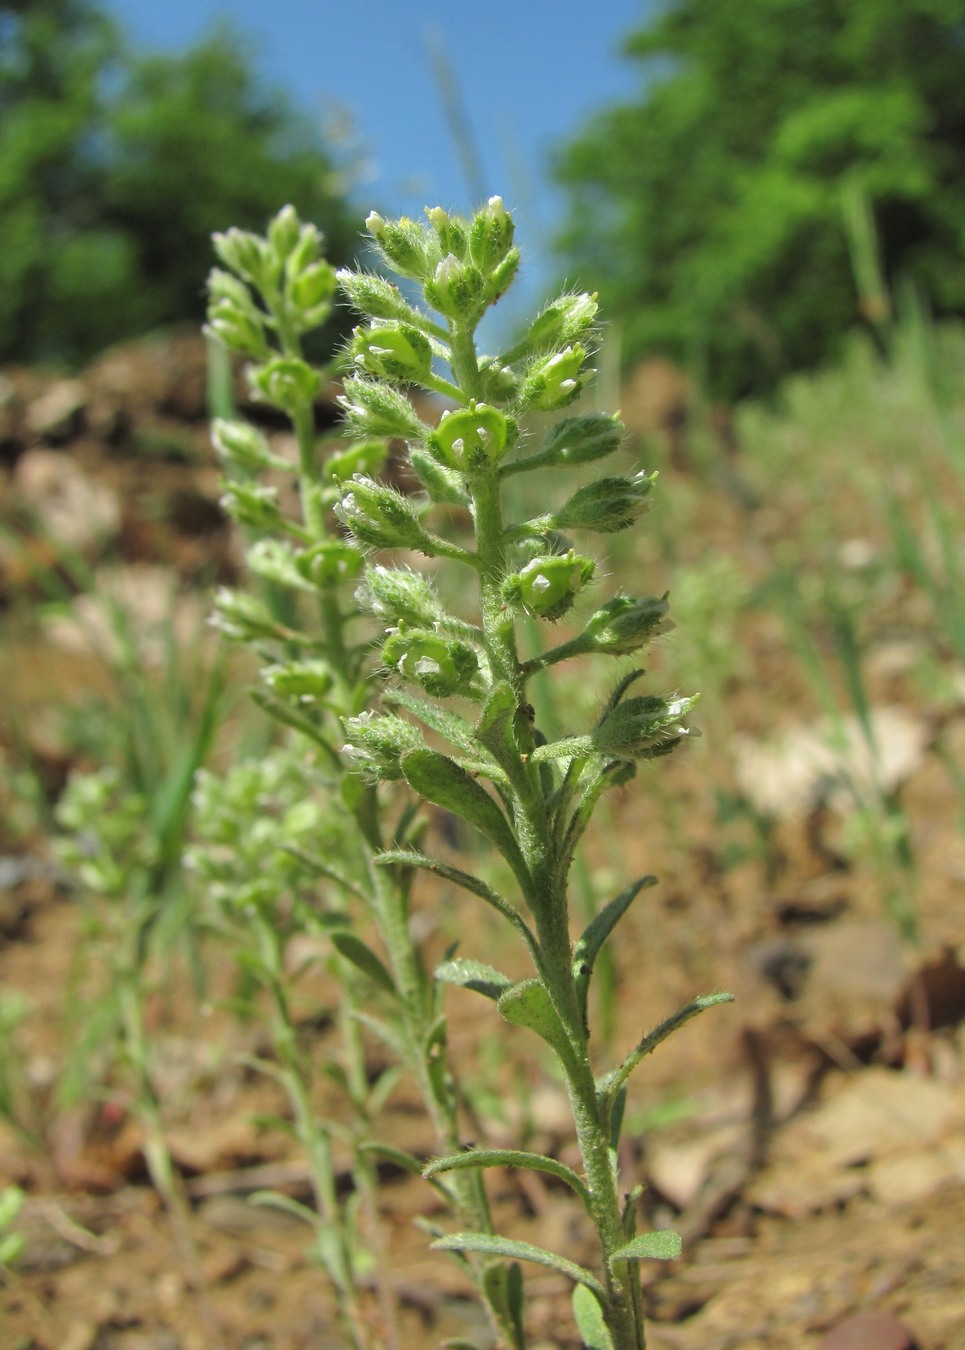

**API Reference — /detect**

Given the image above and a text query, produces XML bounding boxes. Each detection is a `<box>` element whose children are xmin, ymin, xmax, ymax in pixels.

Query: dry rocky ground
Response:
<box><xmin>0</xmin><ymin>334</ymin><xmax>963</xmax><ymax>1349</ymax></box>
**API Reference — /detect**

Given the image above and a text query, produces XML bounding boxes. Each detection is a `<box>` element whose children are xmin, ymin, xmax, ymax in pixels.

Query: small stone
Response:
<box><xmin>25</xmin><ymin>378</ymin><xmax>87</xmax><ymax>441</ymax></box>
<box><xmin>819</xmin><ymin>1310</ymin><xmax>918</xmax><ymax>1350</ymax></box>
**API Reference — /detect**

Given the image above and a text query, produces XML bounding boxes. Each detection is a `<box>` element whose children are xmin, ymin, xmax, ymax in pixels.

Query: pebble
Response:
<box><xmin>818</xmin><ymin>1310</ymin><xmax>919</xmax><ymax>1350</ymax></box>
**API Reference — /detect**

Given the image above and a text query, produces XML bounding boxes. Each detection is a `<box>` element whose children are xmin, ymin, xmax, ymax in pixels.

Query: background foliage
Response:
<box><xmin>554</xmin><ymin>0</ymin><xmax>965</xmax><ymax>397</ymax></box>
<box><xmin>0</xmin><ymin>0</ymin><xmax>359</xmax><ymax>367</ymax></box>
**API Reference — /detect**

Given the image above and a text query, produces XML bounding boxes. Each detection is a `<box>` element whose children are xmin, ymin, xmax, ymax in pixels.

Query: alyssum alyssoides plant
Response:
<box><xmin>338</xmin><ymin>200</ymin><xmax>733</xmax><ymax>1350</ymax></box>
<box><xmin>207</xmin><ymin>205</ymin><xmax>530</xmax><ymax>1350</ymax></box>
<box><xmin>206</xmin><ymin>198</ymin><xmax>732</xmax><ymax>1350</ymax></box>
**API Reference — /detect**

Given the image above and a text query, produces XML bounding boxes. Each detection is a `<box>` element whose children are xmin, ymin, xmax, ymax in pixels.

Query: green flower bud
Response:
<box><xmin>426</xmin><ymin>206</ymin><xmax>469</xmax><ymax>260</ymax></box>
<box><xmin>513</xmin><ymin>293</ymin><xmax>598</xmax><ymax>357</ymax></box>
<box><xmin>407</xmin><ymin>447</ymin><xmax>471</xmax><ymax>506</ymax></box>
<box><xmin>536</xmin><ymin>413</ymin><xmax>623</xmax><ymax>467</ymax></box>
<box><xmin>342</xmin><ymin>711</ymin><xmax>425</xmax><ymax>781</ymax></box>
<box><xmin>483</xmin><ymin>248</ymin><xmax>521</xmax><ymax>305</ymax></box>
<box><xmin>520</xmin><ymin>344</ymin><xmax>590</xmax><ymax>411</ymax></box>
<box><xmin>381</xmin><ymin>630</ymin><xmax>479</xmax><ymax>697</ymax></box>
<box><xmin>366</xmin><ymin>212</ymin><xmax>440</xmax><ymax>280</ymax></box>
<box><xmin>427</xmin><ymin>402</ymin><xmax>510</xmax><ymax>472</ymax></box>
<box><xmin>468</xmin><ymin>196</ymin><xmax>515</xmax><ymax>273</ymax></box>
<box><xmin>248</xmin><ymin>357</ymin><xmax>321</xmax><ymax>414</ymax></box>
<box><xmin>291</xmin><ymin>260</ymin><xmax>336</xmax><ymax>312</ymax></box>
<box><xmin>294</xmin><ymin>540</ymin><xmax>365</xmax><ymax>588</ymax></box>
<box><xmin>358</xmin><ymin>565</ymin><xmax>444</xmax><ymax>627</ymax></box>
<box><xmin>285</xmin><ymin>220</ymin><xmax>323</xmax><ymax>277</ymax></box>
<box><xmin>595</xmin><ymin>694</ymin><xmax>698</xmax><ymax>760</ymax></box>
<box><xmin>503</xmin><ymin>552</ymin><xmax>595</xmax><ymax>620</ymax></box>
<box><xmin>268</xmin><ymin>205</ymin><xmax>302</xmax><ymax>262</ymax></box>
<box><xmin>337</xmin><ymin>269</ymin><xmax>420</xmax><ymax>324</ymax></box>
<box><xmin>350</xmin><ymin>322</ymin><xmax>433</xmax><ymax>383</ymax></box>
<box><xmin>338</xmin><ymin>376</ymin><xmax>427</xmax><ymax>441</ymax></box>
<box><xmin>477</xmin><ymin>357</ymin><xmax>519</xmax><ymax>403</ymax></box>
<box><xmin>211</xmin><ymin>419</ymin><xmax>281</xmax><ymax>474</ymax></box>
<box><xmin>212</xmin><ymin>228</ymin><xmax>269</xmax><ymax>286</ymax></box>
<box><xmin>262</xmin><ymin>660</ymin><xmax>334</xmax><ymax>702</ymax></box>
<box><xmin>207</xmin><ymin>268</ymin><xmax>254</xmax><ymax>310</ymax></box>
<box><xmin>324</xmin><ymin>439</ymin><xmax>388</xmax><ymax>483</ymax></box>
<box><xmin>581</xmin><ymin>595</ymin><xmax>672</xmax><ymax>656</ymax></box>
<box><xmin>246</xmin><ymin>539</ymin><xmax>314</xmax><ymax>592</ymax></box>
<box><xmin>221</xmin><ymin>482</ymin><xmax>286</xmax><ymax>533</ymax></box>
<box><xmin>211</xmin><ymin>588</ymin><xmax>288</xmax><ymax>642</ymax></box>
<box><xmin>334</xmin><ymin>476</ymin><xmax>431</xmax><ymax>551</ymax></box>
<box><xmin>553</xmin><ymin>472</ymin><xmax>654</xmax><ymax>533</ymax></box>
<box><xmin>424</xmin><ymin>254</ymin><xmax>486</xmax><ymax>320</ymax></box>
<box><xmin>205</xmin><ymin>303</ymin><xmax>269</xmax><ymax>359</ymax></box>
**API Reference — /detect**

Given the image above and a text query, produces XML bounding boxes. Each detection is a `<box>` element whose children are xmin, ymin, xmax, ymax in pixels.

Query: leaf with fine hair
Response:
<box><xmin>598</xmin><ymin>992</ymin><xmax>735</xmax><ymax>1114</ymax></box>
<box><xmin>573</xmin><ymin>876</ymin><xmax>657</xmax><ymax>1021</ymax></box>
<box><xmin>375</xmin><ymin>848</ymin><xmax>539</xmax><ymax>959</ymax></box>
<box><xmin>497</xmin><ymin>979</ymin><xmax>579</xmax><ymax>1073</ymax></box>
<box><xmin>383</xmin><ymin>686</ymin><xmax>484</xmax><ymax>756</ymax></box>
<box><xmin>572</xmin><ymin>1282</ymin><xmax>616</xmax><ymax>1350</ymax></box>
<box><xmin>611</xmin><ymin>1229</ymin><xmax>682</xmax><ymax>1262</ymax></box>
<box><xmin>431</xmin><ymin>1233</ymin><xmax>607</xmax><ymax>1302</ymax></box>
<box><xmin>474</xmin><ymin>682</ymin><xmax>528</xmax><ymax>785</ymax></box>
<box><xmin>424</xmin><ymin>1147</ymin><xmax>592</xmax><ymax>1209</ymax></box>
<box><xmin>400</xmin><ymin>750</ymin><xmax>533</xmax><ymax>894</ymax></box>
<box><xmin>435</xmin><ymin>958</ymin><xmax>514</xmax><ymax>1001</ymax></box>
<box><xmin>330</xmin><ymin>931</ymin><xmax>398</xmax><ymax>999</ymax></box>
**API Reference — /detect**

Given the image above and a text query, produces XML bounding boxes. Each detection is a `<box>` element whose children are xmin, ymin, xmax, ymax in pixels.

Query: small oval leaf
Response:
<box><xmin>497</xmin><ymin>979</ymin><xmax>578</xmax><ymax>1071</ymax></box>
<box><xmin>572</xmin><ymin>1281</ymin><xmax>615</xmax><ymax>1350</ymax></box>
<box><xmin>435</xmin><ymin>958</ymin><xmax>514</xmax><ymax>1001</ymax></box>
<box><xmin>611</xmin><ymin>1229</ymin><xmax>682</xmax><ymax>1262</ymax></box>
<box><xmin>330</xmin><ymin>931</ymin><xmax>398</xmax><ymax>998</ymax></box>
<box><xmin>401</xmin><ymin>749</ymin><xmax>532</xmax><ymax>891</ymax></box>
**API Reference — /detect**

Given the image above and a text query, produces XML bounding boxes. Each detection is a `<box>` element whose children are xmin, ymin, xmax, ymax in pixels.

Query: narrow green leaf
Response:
<box><xmin>599</xmin><ymin>992</ymin><xmax>734</xmax><ymax>1109</ymax></box>
<box><xmin>505</xmin><ymin>1261</ymin><xmax>526</xmax><ymax>1344</ymax></box>
<box><xmin>530</xmin><ymin>735</ymin><xmax>594</xmax><ymax>763</ymax></box>
<box><xmin>330</xmin><ymin>931</ymin><xmax>398</xmax><ymax>999</ymax></box>
<box><xmin>572</xmin><ymin>1282</ymin><xmax>615</xmax><ymax>1350</ymax></box>
<box><xmin>474</xmin><ymin>681</ymin><xmax>524</xmax><ymax>780</ymax></box>
<box><xmin>400</xmin><ymin>750</ymin><xmax>532</xmax><ymax>892</ymax></box>
<box><xmin>435</xmin><ymin>958</ymin><xmax>514</xmax><ymax>1001</ymax></box>
<box><xmin>598</xmin><ymin>668</ymin><xmax>646</xmax><ymax>719</ymax></box>
<box><xmin>367</xmin><ymin>1063</ymin><xmax>404</xmax><ymax>1116</ymax></box>
<box><xmin>497</xmin><ymin>979</ymin><xmax>578</xmax><ymax>1072</ymax></box>
<box><xmin>611</xmin><ymin>1229</ymin><xmax>682</xmax><ymax>1262</ymax></box>
<box><xmin>250</xmin><ymin>688</ymin><xmax>340</xmax><ymax>765</ymax></box>
<box><xmin>375</xmin><ymin>849</ymin><xmax>539</xmax><ymax>960</ymax></box>
<box><xmin>352</xmin><ymin>1010</ymin><xmax>408</xmax><ymax>1060</ymax></box>
<box><xmin>424</xmin><ymin>1148</ymin><xmax>591</xmax><ymax>1208</ymax></box>
<box><xmin>574</xmin><ymin>876</ymin><xmax>657</xmax><ymax>1020</ymax></box>
<box><xmin>281</xmin><ymin>845</ymin><xmax>368</xmax><ymax>902</ymax></box>
<box><xmin>384</xmin><ymin>686</ymin><xmax>482</xmax><ymax>755</ymax></box>
<box><xmin>431</xmin><ymin>1232</ymin><xmax>607</xmax><ymax>1302</ymax></box>
<box><xmin>358</xmin><ymin>1140</ymin><xmax>426</xmax><ymax>1176</ymax></box>
<box><xmin>575</xmin><ymin>876</ymin><xmax>656</xmax><ymax>973</ymax></box>
<box><xmin>250</xmin><ymin>1190</ymin><xmax>320</xmax><ymax>1230</ymax></box>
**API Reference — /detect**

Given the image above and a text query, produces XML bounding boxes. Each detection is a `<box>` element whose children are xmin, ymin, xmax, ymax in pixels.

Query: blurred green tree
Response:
<box><xmin>0</xmin><ymin>0</ymin><xmax>359</xmax><ymax>366</ymax></box>
<box><xmin>554</xmin><ymin>0</ymin><xmax>965</xmax><ymax>398</ymax></box>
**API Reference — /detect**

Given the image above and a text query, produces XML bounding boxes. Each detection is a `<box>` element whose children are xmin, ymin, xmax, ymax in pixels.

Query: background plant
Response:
<box><xmin>0</xmin><ymin>0</ymin><xmax>359</xmax><ymax>366</ymax></box>
<box><xmin>554</xmin><ymin>0</ymin><xmax>965</xmax><ymax>398</ymax></box>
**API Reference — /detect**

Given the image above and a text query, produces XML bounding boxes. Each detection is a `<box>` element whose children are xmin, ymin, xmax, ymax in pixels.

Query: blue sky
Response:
<box><xmin>103</xmin><ymin>0</ymin><xmax>654</xmax><ymax>326</ymax></box>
